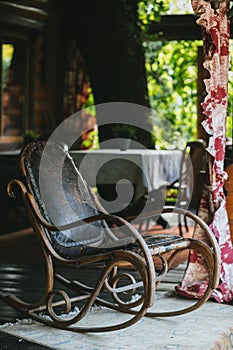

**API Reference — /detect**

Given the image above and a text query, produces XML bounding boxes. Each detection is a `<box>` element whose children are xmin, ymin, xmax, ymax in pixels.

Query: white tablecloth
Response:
<box><xmin>70</xmin><ymin>149</ymin><xmax>182</xmax><ymax>202</ymax></box>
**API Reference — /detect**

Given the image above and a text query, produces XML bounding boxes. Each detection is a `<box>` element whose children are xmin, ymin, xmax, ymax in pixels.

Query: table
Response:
<box><xmin>70</xmin><ymin>149</ymin><xmax>182</xmax><ymax>212</ymax></box>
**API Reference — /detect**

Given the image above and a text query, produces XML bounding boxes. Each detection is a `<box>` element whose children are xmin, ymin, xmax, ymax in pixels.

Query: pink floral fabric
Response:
<box><xmin>177</xmin><ymin>0</ymin><xmax>233</xmax><ymax>302</ymax></box>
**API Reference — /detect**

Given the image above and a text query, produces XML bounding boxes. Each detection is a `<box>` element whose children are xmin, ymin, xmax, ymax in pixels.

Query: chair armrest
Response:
<box><xmin>7</xmin><ymin>178</ymin><xmax>147</xmax><ymax>240</ymax></box>
<box><xmin>7</xmin><ymin>178</ymin><xmax>155</xmax><ymax>274</ymax></box>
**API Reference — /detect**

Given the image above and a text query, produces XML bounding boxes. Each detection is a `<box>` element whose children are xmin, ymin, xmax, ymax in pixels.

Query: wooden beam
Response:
<box><xmin>0</xmin><ymin>1</ymin><xmax>48</xmax><ymax>29</ymax></box>
<box><xmin>9</xmin><ymin>0</ymin><xmax>48</xmax><ymax>11</ymax></box>
<box><xmin>148</xmin><ymin>14</ymin><xmax>233</xmax><ymax>41</ymax></box>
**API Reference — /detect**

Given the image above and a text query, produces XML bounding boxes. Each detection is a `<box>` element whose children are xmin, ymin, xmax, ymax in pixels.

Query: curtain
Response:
<box><xmin>177</xmin><ymin>0</ymin><xmax>233</xmax><ymax>302</ymax></box>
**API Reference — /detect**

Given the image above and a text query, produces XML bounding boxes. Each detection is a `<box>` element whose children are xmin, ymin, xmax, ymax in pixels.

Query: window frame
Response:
<box><xmin>0</xmin><ymin>29</ymin><xmax>31</xmax><ymax>148</ymax></box>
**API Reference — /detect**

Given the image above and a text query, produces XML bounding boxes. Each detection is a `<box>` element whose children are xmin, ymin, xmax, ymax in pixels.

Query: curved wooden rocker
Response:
<box><xmin>0</xmin><ymin>141</ymin><xmax>220</xmax><ymax>333</ymax></box>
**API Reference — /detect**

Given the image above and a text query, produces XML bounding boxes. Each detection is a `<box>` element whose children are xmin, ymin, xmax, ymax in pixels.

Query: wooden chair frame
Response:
<box><xmin>166</xmin><ymin>139</ymin><xmax>206</xmax><ymax>235</ymax></box>
<box><xmin>0</xmin><ymin>141</ymin><xmax>220</xmax><ymax>333</ymax></box>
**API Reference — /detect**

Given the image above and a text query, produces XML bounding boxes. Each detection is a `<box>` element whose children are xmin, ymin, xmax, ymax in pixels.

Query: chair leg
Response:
<box><xmin>145</xmin><ymin>238</ymin><xmax>216</xmax><ymax>317</ymax></box>
<box><xmin>178</xmin><ymin>213</ymin><xmax>183</xmax><ymax>236</ymax></box>
<box><xmin>177</xmin><ymin>212</ymin><xmax>189</xmax><ymax>236</ymax></box>
<box><xmin>184</xmin><ymin>215</ymin><xmax>189</xmax><ymax>233</ymax></box>
<box><xmin>28</xmin><ymin>251</ymin><xmax>154</xmax><ymax>333</ymax></box>
<box><xmin>156</xmin><ymin>215</ymin><xmax>170</xmax><ymax>229</ymax></box>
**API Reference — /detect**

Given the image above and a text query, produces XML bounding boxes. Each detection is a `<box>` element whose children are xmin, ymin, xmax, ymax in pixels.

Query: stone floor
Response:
<box><xmin>0</xmin><ymin>261</ymin><xmax>187</xmax><ymax>349</ymax></box>
<box><xmin>0</xmin><ymin>214</ymin><xmax>207</xmax><ymax>349</ymax></box>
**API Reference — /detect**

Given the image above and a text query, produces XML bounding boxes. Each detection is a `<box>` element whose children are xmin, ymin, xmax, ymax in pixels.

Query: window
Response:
<box><xmin>0</xmin><ymin>33</ymin><xmax>30</xmax><ymax>147</ymax></box>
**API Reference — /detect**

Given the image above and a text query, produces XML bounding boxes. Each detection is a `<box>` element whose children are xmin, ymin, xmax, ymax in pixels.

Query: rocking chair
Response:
<box><xmin>0</xmin><ymin>141</ymin><xmax>220</xmax><ymax>333</ymax></box>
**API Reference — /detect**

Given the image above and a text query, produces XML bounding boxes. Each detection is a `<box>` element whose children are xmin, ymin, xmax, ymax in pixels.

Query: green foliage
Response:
<box><xmin>166</xmin><ymin>188</ymin><xmax>178</xmax><ymax>203</ymax></box>
<box><xmin>84</xmin><ymin>0</ymin><xmax>233</xmax><ymax>148</ymax></box>
<box><xmin>2</xmin><ymin>44</ymin><xmax>14</xmax><ymax>86</ymax></box>
<box><xmin>137</xmin><ymin>0</ymin><xmax>168</xmax><ymax>30</ymax></box>
<box><xmin>81</xmin><ymin>129</ymin><xmax>99</xmax><ymax>150</ymax></box>
<box><xmin>167</xmin><ymin>0</ymin><xmax>193</xmax><ymax>14</ymax></box>
<box><xmin>136</xmin><ymin>1</ymin><xmax>202</xmax><ymax>148</ymax></box>
<box><xmin>23</xmin><ymin>129</ymin><xmax>40</xmax><ymax>146</ymax></box>
<box><xmin>137</xmin><ymin>0</ymin><xmax>193</xmax><ymax>34</ymax></box>
<box><xmin>139</xmin><ymin>1</ymin><xmax>233</xmax><ymax>146</ymax></box>
<box><xmin>144</xmin><ymin>38</ymin><xmax>233</xmax><ymax>146</ymax></box>
<box><xmin>144</xmin><ymin>40</ymin><xmax>202</xmax><ymax>148</ymax></box>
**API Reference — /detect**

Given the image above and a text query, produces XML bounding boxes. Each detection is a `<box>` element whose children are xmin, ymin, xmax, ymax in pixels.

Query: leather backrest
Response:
<box><xmin>21</xmin><ymin>141</ymin><xmax>104</xmax><ymax>248</ymax></box>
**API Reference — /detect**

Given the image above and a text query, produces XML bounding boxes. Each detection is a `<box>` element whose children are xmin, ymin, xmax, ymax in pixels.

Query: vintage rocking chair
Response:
<box><xmin>0</xmin><ymin>141</ymin><xmax>220</xmax><ymax>333</ymax></box>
